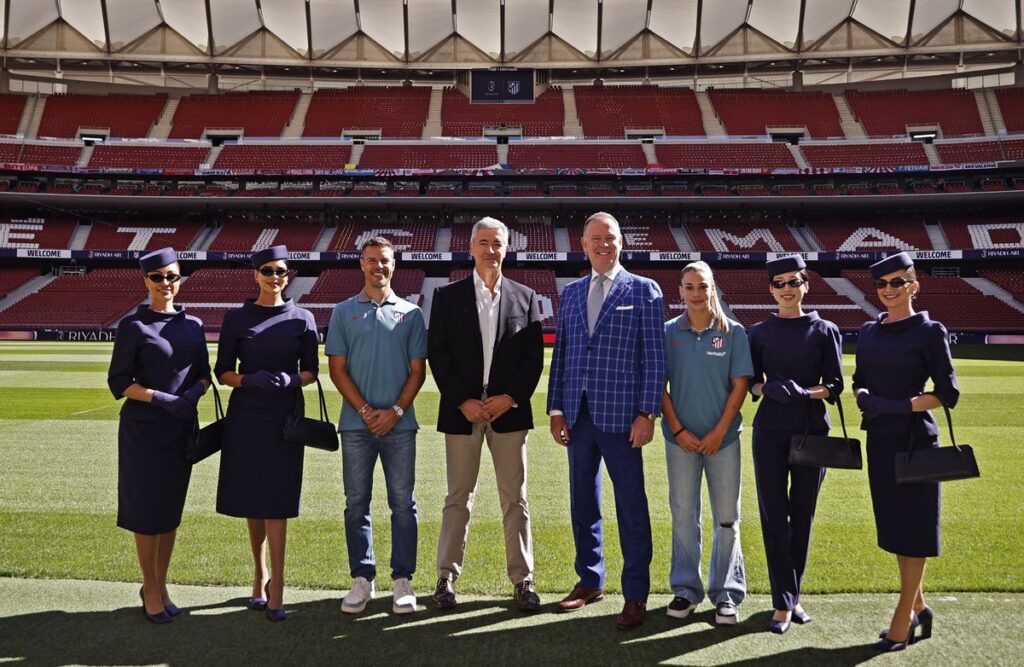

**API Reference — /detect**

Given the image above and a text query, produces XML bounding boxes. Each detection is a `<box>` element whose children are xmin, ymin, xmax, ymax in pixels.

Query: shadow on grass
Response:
<box><xmin>0</xmin><ymin>594</ymin><xmax>887</xmax><ymax>666</ymax></box>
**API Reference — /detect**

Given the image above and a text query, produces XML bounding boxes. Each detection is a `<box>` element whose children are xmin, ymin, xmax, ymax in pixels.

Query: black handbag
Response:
<box><xmin>788</xmin><ymin>395</ymin><xmax>863</xmax><ymax>470</ymax></box>
<box><xmin>894</xmin><ymin>400</ymin><xmax>980</xmax><ymax>485</ymax></box>
<box><xmin>282</xmin><ymin>377</ymin><xmax>339</xmax><ymax>452</ymax></box>
<box><xmin>187</xmin><ymin>383</ymin><xmax>225</xmax><ymax>464</ymax></box>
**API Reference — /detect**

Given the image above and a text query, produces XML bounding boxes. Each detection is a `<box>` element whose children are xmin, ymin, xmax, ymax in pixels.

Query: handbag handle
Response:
<box><xmin>208</xmin><ymin>382</ymin><xmax>224</xmax><ymax>420</ymax></box>
<box><xmin>795</xmin><ymin>388</ymin><xmax>852</xmax><ymax>451</ymax></box>
<box><xmin>294</xmin><ymin>376</ymin><xmax>330</xmax><ymax>421</ymax></box>
<box><xmin>906</xmin><ymin>393</ymin><xmax>963</xmax><ymax>461</ymax></box>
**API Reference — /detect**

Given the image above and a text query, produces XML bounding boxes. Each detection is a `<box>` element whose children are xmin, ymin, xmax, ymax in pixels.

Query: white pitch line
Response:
<box><xmin>69</xmin><ymin>406</ymin><xmax>117</xmax><ymax>416</ymax></box>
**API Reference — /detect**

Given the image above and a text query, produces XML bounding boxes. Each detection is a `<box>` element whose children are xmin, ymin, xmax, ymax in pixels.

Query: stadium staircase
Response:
<box><xmin>974</xmin><ymin>90</ymin><xmax>997</xmax><ymax>136</ymax></box>
<box><xmin>925</xmin><ymin>222</ymin><xmax>950</xmax><ymax>250</ymax></box>
<box><xmin>963</xmin><ymin>277</ymin><xmax>1024</xmax><ymax>315</ymax></box>
<box><xmin>694</xmin><ymin>92</ymin><xmax>726</xmax><ymax>137</ymax></box>
<box><xmin>285</xmin><ymin>276</ymin><xmax>318</xmax><ymax>303</ymax></box>
<box><xmin>313</xmin><ymin>225</ymin><xmax>335</xmax><ymax>252</ymax></box>
<box><xmin>832</xmin><ymin>93</ymin><xmax>866</xmax><ymax>139</ymax></box>
<box><xmin>786</xmin><ymin>143</ymin><xmax>808</xmax><ymax>169</ymax></box>
<box><xmin>562</xmin><ymin>88</ymin><xmax>584</xmax><ymax>138</ymax></box>
<box><xmin>641</xmin><ymin>143</ymin><xmax>657</xmax><ymax>164</ymax></box>
<box><xmin>194</xmin><ymin>226</ymin><xmax>220</xmax><ymax>251</ymax></box>
<box><xmin>23</xmin><ymin>96</ymin><xmax>44</xmax><ymax>139</ymax></box>
<box><xmin>554</xmin><ymin>227</ymin><xmax>571</xmax><ymax>252</ymax></box>
<box><xmin>789</xmin><ymin>225</ymin><xmax>818</xmax><ymax>252</ymax></box>
<box><xmin>420</xmin><ymin>277</ymin><xmax>450</xmax><ymax>322</ymax></box>
<box><xmin>348</xmin><ymin>143</ymin><xmax>365</xmax><ymax>165</ymax></box>
<box><xmin>823</xmin><ymin>277</ymin><xmax>880</xmax><ymax>318</ymax></box>
<box><xmin>0</xmin><ymin>274</ymin><xmax>55</xmax><ymax>314</ymax></box>
<box><xmin>671</xmin><ymin>226</ymin><xmax>695</xmax><ymax>251</ymax></box>
<box><xmin>434</xmin><ymin>227</ymin><xmax>451</xmax><ymax>252</ymax></box>
<box><xmin>496</xmin><ymin>143</ymin><xmax>509</xmax><ymax>164</ymax></box>
<box><xmin>423</xmin><ymin>88</ymin><xmax>443</xmax><ymax>138</ymax></box>
<box><xmin>149</xmin><ymin>98</ymin><xmax>178</xmax><ymax>139</ymax></box>
<box><xmin>283</xmin><ymin>92</ymin><xmax>312</xmax><ymax>139</ymax></box>
<box><xmin>68</xmin><ymin>222</ymin><xmax>91</xmax><ymax>250</ymax></box>
<box><xmin>982</xmin><ymin>89</ymin><xmax>1007</xmax><ymax>134</ymax></box>
<box><xmin>15</xmin><ymin>96</ymin><xmax>38</xmax><ymax>137</ymax></box>
<box><xmin>922</xmin><ymin>142</ymin><xmax>941</xmax><ymax>166</ymax></box>
<box><xmin>204</xmin><ymin>145</ymin><xmax>224</xmax><ymax>168</ymax></box>
<box><xmin>75</xmin><ymin>145</ymin><xmax>93</xmax><ymax>168</ymax></box>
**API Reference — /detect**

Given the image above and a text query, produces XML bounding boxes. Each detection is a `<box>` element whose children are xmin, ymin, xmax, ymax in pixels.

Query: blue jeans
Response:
<box><xmin>341</xmin><ymin>429</ymin><xmax>418</xmax><ymax>582</ymax></box>
<box><xmin>665</xmin><ymin>438</ymin><xmax>746</xmax><ymax>606</ymax></box>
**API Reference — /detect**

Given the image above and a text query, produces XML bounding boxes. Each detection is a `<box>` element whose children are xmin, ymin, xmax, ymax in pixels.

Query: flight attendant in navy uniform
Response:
<box><xmin>107</xmin><ymin>247</ymin><xmax>210</xmax><ymax>624</ymax></box>
<box><xmin>748</xmin><ymin>255</ymin><xmax>843</xmax><ymax>634</ymax></box>
<box><xmin>215</xmin><ymin>245</ymin><xmax>319</xmax><ymax>622</ymax></box>
<box><xmin>853</xmin><ymin>252</ymin><xmax>959</xmax><ymax>651</ymax></box>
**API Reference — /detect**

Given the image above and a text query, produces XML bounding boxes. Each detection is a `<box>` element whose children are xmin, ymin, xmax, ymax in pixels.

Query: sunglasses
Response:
<box><xmin>258</xmin><ymin>267</ymin><xmax>289</xmax><ymax>277</ymax></box>
<box><xmin>147</xmin><ymin>272</ymin><xmax>181</xmax><ymax>284</ymax></box>
<box><xmin>770</xmin><ymin>278</ymin><xmax>806</xmax><ymax>289</ymax></box>
<box><xmin>873</xmin><ymin>277</ymin><xmax>915</xmax><ymax>289</ymax></box>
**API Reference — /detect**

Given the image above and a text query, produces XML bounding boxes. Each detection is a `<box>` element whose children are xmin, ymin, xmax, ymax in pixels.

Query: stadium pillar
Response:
<box><xmin>0</xmin><ymin>70</ymin><xmax>9</xmax><ymax>93</ymax></box>
<box><xmin>208</xmin><ymin>73</ymin><xmax>219</xmax><ymax>94</ymax></box>
<box><xmin>1015</xmin><ymin>62</ymin><xmax>1024</xmax><ymax>87</ymax></box>
<box><xmin>792</xmin><ymin>70</ymin><xmax>803</xmax><ymax>91</ymax></box>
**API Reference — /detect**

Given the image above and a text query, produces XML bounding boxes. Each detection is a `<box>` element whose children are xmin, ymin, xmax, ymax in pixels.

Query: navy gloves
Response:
<box><xmin>275</xmin><ymin>372</ymin><xmax>303</xmax><ymax>388</ymax></box>
<box><xmin>856</xmin><ymin>392</ymin><xmax>912</xmax><ymax>420</ymax></box>
<box><xmin>242</xmin><ymin>370</ymin><xmax>278</xmax><ymax>391</ymax></box>
<box><xmin>781</xmin><ymin>380</ymin><xmax>811</xmax><ymax>402</ymax></box>
<box><xmin>761</xmin><ymin>381</ymin><xmax>793</xmax><ymax>404</ymax></box>
<box><xmin>151</xmin><ymin>390</ymin><xmax>198</xmax><ymax>420</ymax></box>
<box><xmin>180</xmin><ymin>381</ymin><xmax>206</xmax><ymax>406</ymax></box>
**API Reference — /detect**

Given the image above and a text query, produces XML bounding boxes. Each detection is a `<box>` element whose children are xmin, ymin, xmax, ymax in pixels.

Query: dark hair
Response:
<box><xmin>361</xmin><ymin>236</ymin><xmax>394</xmax><ymax>254</ymax></box>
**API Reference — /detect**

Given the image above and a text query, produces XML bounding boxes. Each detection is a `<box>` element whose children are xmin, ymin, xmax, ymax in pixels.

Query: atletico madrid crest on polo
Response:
<box><xmin>712</xmin><ymin>336</ymin><xmax>725</xmax><ymax>349</ymax></box>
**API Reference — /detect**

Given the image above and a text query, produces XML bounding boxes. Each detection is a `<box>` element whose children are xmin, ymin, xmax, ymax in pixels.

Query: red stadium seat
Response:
<box><xmin>845</xmin><ymin>89</ymin><xmax>984</xmax><ymax>137</ymax></box>
<box><xmin>170</xmin><ymin>91</ymin><xmax>299</xmax><ymax>139</ymax></box>
<box><xmin>574</xmin><ymin>85</ymin><xmax>705</xmax><ymax>138</ymax></box>
<box><xmin>304</xmin><ymin>87</ymin><xmax>430</xmax><ymax>139</ymax></box>
<box><xmin>441</xmin><ymin>87</ymin><xmax>564</xmax><ymax>137</ymax></box>
<box><xmin>37</xmin><ymin>94</ymin><xmax>167</xmax><ymax>139</ymax></box>
<box><xmin>708</xmin><ymin>90</ymin><xmax>844</xmax><ymax>138</ymax></box>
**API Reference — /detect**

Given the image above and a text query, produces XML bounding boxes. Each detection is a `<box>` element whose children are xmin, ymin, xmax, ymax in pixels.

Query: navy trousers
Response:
<box><xmin>568</xmin><ymin>396</ymin><xmax>652</xmax><ymax>602</ymax></box>
<box><xmin>752</xmin><ymin>428</ymin><xmax>825</xmax><ymax>611</ymax></box>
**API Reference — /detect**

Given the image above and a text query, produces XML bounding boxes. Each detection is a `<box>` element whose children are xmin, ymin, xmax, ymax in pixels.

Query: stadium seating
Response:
<box><xmin>359</xmin><ymin>143</ymin><xmax>497</xmax><ymax>170</ymax></box>
<box><xmin>0</xmin><ymin>217</ymin><xmax>77</xmax><ymax>249</ymax></box>
<box><xmin>329</xmin><ymin>218</ymin><xmax>438</xmax><ymax>253</ymax></box>
<box><xmin>509</xmin><ymin>143</ymin><xmax>647</xmax><ymax>170</ymax></box>
<box><xmin>934</xmin><ymin>140</ymin><xmax>1002</xmax><ymax>164</ymax></box>
<box><xmin>654</xmin><ymin>142</ymin><xmax>795</xmax><ymax>169</ymax></box>
<box><xmin>707</xmin><ymin>90</ymin><xmax>844</xmax><ymax>138</ymax></box>
<box><xmin>89</xmin><ymin>145</ymin><xmax>211</xmax><ymax>170</ymax></box>
<box><xmin>37</xmin><ymin>94</ymin><xmax>167</xmax><ymax>139</ymax></box>
<box><xmin>566</xmin><ymin>216</ymin><xmax>679</xmax><ymax>252</ymax></box>
<box><xmin>0</xmin><ymin>142</ymin><xmax>20</xmax><ymax>162</ymax></box>
<box><xmin>301</xmin><ymin>267</ymin><xmax>425</xmax><ymax>327</ymax></box>
<box><xmin>0</xmin><ymin>269</ymin><xmax>144</xmax><ymax>328</ymax></box>
<box><xmin>714</xmin><ymin>269</ymin><xmax>872</xmax><ymax>330</ymax></box>
<box><xmin>170</xmin><ymin>91</ymin><xmax>299</xmax><ymax>139</ymax></box>
<box><xmin>207</xmin><ymin>219</ymin><xmax>323</xmax><ymax>252</ymax></box>
<box><xmin>83</xmin><ymin>220</ymin><xmax>204</xmax><ymax>251</ymax></box>
<box><xmin>214</xmin><ymin>143</ymin><xmax>352</xmax><ymax>171</ymax></box>
<box><xmin>441</xmin><ymin>87</ymin><xmax>564</xmax><ymax>137</ymax></box>
<box><xmin>994</xmin><ymin>88</ymin><xmax>1024</xmax><ymax>133</ymax></box>
<box><xmin>627</xmin><ymin>268</ymin><xmax>685</xmax><ymax>319</ymax></box>
<box><xmin>19</xmin><ymin>143</ymin><xmax>82</xmax><ymax>166</ymax></box>
<box><xmin>979</xmin><ymin>270</ymin><xmax>1024</xmax><ymax>301</ymax></box>
<box><xmin>0</xmin><ymin>267</ymin><xmax>40</xmax><ymax>299</ymax></box>
<box><xmin>940</xmin><ymin>218</ymin><xmax>1023</xmax><ymax>250</ymax></box>
<box><xmin>0</xmin><ymin>94</ymin><xmax>27</xmax><ymax>135</ymax></box>
<box><xmin>807</xmin><ymin>219</ymin><xmax>932</xmax><ymax>252</ymax></box>
<box><xmin>845</xmin><ymin>89</ymin><xmax>984</xmax><ymax>137</ymax></box>
<box><xmin>842</xmin><ymin>269</ymin><xmax>1024</xmax><ymax>331</ymax></box>
<box><xmin>685</xmin><ymin>220</ymin><xmax>802</xmax><ymax>253</ymax></box>
<box><xmin>574</xmin><ymin>85</ymin><xmax>705</xmax><ymax>138</ymax></box>
<box><xmin>801</xmin><ymin>142</ymin><xmax>929</xmax><ymax>168</ymax></box>
<box><xmin>449</xmin><ymin>222</ymin><xmax>555</xmax><ymax>253</ymax></box>
<box><xmin>174</xmin><ymin>268</ymin><xmax>293</xmax><ymax>328</ymax></box>
<box><xmin>303</xmin><ymin>87</ymin><xmax>430</xmax><ymax>138</ymax></box>
<box><xmin>999</xmin><ymin>138</ymin><xmax>1024</xmax><ymax>161</ymax></box>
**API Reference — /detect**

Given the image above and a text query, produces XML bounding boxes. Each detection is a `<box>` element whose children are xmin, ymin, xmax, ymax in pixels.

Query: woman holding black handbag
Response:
<box><xmin>853</xmin><ymin>252</ymin><xmax>959</xmax><ymax>651</ymax></box>
<box><xmin>748</xmin><ymin>256</ymin><xmax>843</xmax><ymax>635</ymax></box>
<box><xmin>214</xmin><ymin>245</ymin><xmax>319</xmax><ymax>621</ymax></box>
<box><xmin>108</xmin><ymin>247</ymin><xmax>210</xmax><ymax>624</ymax></box>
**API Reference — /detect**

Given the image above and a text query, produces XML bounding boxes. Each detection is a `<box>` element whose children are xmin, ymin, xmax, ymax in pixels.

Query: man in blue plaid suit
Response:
<box><xmin>548</xmin><ymin>212</ymin><xmax>667</xmax><ymax>630</ymax></box>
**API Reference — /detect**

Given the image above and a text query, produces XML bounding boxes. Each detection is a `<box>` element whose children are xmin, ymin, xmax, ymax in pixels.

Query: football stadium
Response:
<box><xmin>0</xmin><ymin>0</ymin><xmax>1023</xmax><ymax>664</ymax></box>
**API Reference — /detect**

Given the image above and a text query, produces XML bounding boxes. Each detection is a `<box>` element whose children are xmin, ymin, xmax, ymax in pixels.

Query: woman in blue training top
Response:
<box><xmin>748</xmin><ymin>255</ymin><xmax>843</xmax><ymax>634</ymax></box>
<box><xmin>853</xmin><ymin>251</ymin><xmax>959</xmax><ymax>652</ymax></box>
<box><xmin>660</xmin><ymin>261</ymin><xmax>753</xmax><ymax>627</ymax></box>
<box><xmin>214</xmin><ymin>245</ymin><xmax>319</xmax><ymax>622</ymax></box>
<box><xmin>107</xmin><ymin>247</ymin><xmax>210</xmax><ymax>624</ymax></box>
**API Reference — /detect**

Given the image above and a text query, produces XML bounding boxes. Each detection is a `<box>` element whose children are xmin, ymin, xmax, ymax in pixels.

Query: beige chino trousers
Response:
<box><xmin>436</xmin><ymin>421</ymin><xmax>534</xmax><ymax>585</ymax></box>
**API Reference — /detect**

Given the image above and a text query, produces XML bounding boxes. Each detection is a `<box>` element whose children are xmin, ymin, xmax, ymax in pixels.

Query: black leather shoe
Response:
<box><xmin>432</xmin><ymin>577</ymin><xmax>456</xmax><ymax>610</ymax></box>
<box><xmin>514</xmin><ymin>579</ymin><xmax>540</xmax><ymax>613</ymax></box>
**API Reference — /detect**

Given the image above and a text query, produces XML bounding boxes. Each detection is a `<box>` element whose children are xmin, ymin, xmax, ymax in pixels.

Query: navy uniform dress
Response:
<box><xmin>215</xmin><ymin>298</ymin><xmax>319</xmax><ymax>519</ymax></box>
<box><xmin>749</xmin><ymin>312</ymin><xmax>843</xmax><ymax>612</ymax></box>
<box><xmin>853</xmin><ymin>312</ymin><xmax>959</xmax><ymax>557</ymax></box>
<box><xmin>108</xmin><ymin>305</ymin><xmax>210</xmax><ymax>535</ymax></box>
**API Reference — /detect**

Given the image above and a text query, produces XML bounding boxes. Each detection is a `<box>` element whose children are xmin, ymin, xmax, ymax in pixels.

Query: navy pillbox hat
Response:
<box><xmin>869</xmin><ymin>252</ymin><xmax>914</xmax><ymax>280</ymax></box>
<box><xmin>139</xmin><ymin>247</ymin><xmax>177</xmax><ymax>272</ymax></box>
<box><xmin>251</xmin><ymin>245</ymin><xmax>289</xmax><ymax>268</ymax></box>
<box><xmin>765</xmin><ymin>255</ymin><xmax>806</xmax><ymax>278</ymax></box>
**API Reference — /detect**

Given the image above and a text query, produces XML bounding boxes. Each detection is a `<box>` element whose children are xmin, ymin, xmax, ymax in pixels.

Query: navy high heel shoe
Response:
<box><xmin>139</xmin><ymin>587</ymin><xmax>172</xmax><ymax>625</ymax></box>
<box><xmin>769</xmin><ymin>615</ymin><xmax>791</xmax><ymax>634</ymax></box>
<box><xmin>874</xmin><ymin>616</ymin><xmax>918</xmax><ymax>651</ymax></box>
<box><xmin>264</xmin><ymin>581</ymin><xmax>285</xmax><ymax>622</ymax></box>
<box><xmin>917</xmin><ymin>606</ymin><xmax>934</xmax><ymax>640</ymax></box>
<box><xmin>164</xmin><ymin>602</ymin><xmax>182</xmax><ymax>617</ymax></box>
<box><xmin>791</xmin><ymin>609</ymin><xmax>812</xmax><ymax>624</ymax></box>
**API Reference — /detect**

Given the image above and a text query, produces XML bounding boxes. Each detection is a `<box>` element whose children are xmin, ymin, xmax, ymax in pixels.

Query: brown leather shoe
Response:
<box><xmin>558</xmin><ymin>586</ymin><xmax>604</xmax><ymax>612</ymax></box>
<box><xmin>616</xmin><ymin>600</ymin><xmax>646</xmax><ymax>630</ymax></box>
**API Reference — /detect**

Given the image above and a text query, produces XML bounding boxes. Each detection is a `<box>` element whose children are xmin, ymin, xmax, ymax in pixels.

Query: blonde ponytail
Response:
<box><xmin>681</xmin><ymin>261</ymin><xmax>731</xmax><ymax>334</ymax></box>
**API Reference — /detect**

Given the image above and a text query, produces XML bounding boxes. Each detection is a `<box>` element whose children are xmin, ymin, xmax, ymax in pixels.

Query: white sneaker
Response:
<box><xmin>715</xmin><ymin>602</ymin><xmax>740</xmax><ymax>625</ymax></box>
<box><xmin>341</xmin><ymin>577</ymin><xmax>375</xmax><ymax>614</ymax></box>
<box><xmin>392</xmin><ymin>577</ymin><xmax>417</xmax><ymax>615</ymax></box>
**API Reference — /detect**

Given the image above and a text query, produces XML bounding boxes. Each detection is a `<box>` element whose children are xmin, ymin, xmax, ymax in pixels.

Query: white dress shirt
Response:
<box><xmin>473</xmin><ymin>269</ymin><xmax>502</xmax><ymax>387</ymax></box>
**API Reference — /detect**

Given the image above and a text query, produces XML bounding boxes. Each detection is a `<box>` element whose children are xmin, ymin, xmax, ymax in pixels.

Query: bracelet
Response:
<box><xmin>673</xmin><ymin>427</ymin><xmax>686</xmax><ymax>437</ymax></box>
<box><xmin>357</xmin><ymin>403</ymin><xmax>370</xmax><ymax>415</ymax></box>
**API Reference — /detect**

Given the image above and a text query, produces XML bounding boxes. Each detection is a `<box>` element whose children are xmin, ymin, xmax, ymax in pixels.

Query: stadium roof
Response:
<box><xmin>1</xmin><ymin>1</ymin><xmax>1021</xmax><ymax>79</ymax></box>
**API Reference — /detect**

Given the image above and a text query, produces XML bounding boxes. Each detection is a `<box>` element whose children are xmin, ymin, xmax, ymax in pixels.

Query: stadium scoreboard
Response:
<box><xmin>470</xmin><ymin>70</ymin><xmax>534</xmax><ymax>103</ymax></box>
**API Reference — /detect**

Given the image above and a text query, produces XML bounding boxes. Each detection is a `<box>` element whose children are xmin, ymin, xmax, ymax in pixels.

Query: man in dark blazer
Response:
<box><xmin>548</xmin><ymin>211</ymin><xmax>667</xmax><ymax>630</ymax></box>
<box><xmin>428</xmin><ymin>217</ymin><xmax>545</xmax><ymax>612</ymax></box>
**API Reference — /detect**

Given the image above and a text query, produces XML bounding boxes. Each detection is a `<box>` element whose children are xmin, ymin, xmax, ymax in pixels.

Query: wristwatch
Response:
<box><xmin>392</xmin><ymin>404</ymin><xmax>405</xmax><ymax>418</ymax></box>
<box><xmin>638</xmin><ymin>411</ymin><xmax>656</xmax><ymax>422</ymax></box>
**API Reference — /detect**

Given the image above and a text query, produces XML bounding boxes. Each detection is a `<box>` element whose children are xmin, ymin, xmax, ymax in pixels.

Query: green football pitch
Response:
<box><xmin>0</xmin><ymin>342</ymin><xmax>1022</xmax><ymax>665</ymax></box>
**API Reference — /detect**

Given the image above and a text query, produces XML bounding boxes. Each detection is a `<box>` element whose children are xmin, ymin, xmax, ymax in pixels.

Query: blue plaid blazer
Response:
<box><xmin>547</xmin><ymin>269</ymin><xmax>667</xmax><ymax>433</ymax></box>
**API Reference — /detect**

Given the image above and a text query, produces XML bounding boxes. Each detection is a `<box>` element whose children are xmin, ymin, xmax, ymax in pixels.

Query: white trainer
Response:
<box><xmin>341</xmin><ymin>577</ymin><xmax>375</xmax><ymax>614</ymax></box>
<box><xmin>392</xmin><ymin>577</ymin><xmax>417</xmax><ymax>615</ymax></box>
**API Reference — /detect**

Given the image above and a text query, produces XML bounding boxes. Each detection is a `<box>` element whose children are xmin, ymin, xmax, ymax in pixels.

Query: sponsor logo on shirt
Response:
<box><xmin>393</xmin><ymin>311</ymin><xmax>406</xmax><ymax>323</ymax></box>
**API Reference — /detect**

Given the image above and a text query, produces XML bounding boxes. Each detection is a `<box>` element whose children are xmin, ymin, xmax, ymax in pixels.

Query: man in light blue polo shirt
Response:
<box><xmin>326</xmin><ymin>236</ymin><xmax>428</xmax><ymax>617</ymax></box>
